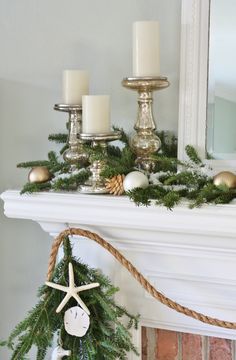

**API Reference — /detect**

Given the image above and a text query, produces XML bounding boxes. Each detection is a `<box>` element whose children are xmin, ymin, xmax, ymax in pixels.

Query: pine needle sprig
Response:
<box><xmin>60</xmin><ymin>144</ymin><xmax>69</xmax><ymax>155</ymax></box>
<box><xmin>20</xmin><ymin>182</ymin><xmax>52</xmax><ymax>194</ymax></box>
<box><xmin>17</xmin><ymin>151</ymin><xmax>69</xmax><ymax>175</ymax></box>
<box><xmin>185</xmin><ymin>145</ymin><xmax>203</xmax><ymax>165</ymax></box>
<box><xmin>157</xmin><ymin>131</ymin><xmax>177</xmax><ymax>158</ymax></box>
<box><xmin>189</xmin><ymin>183</ymin><xmax>236</xmax><ymax>208</ymax></box>
<box><xmin>126</xmin><ymin>185</ymin><xmax>167</xmax><ymax>207</ymax></box>
<box><xmin>107</xmin><ymin>145</ymin><xmax>122</xmax><ymax>158</ymax></box>
<box><xmin>112</xmin><ymin>126</ymin><xmax>130</xmax><ymax>146</ymax></box>
<box><xmin>164</xmin><ymin>171</ymin><xmax>208</xmax><ymax>188</ymax></box>
<box><xmin>17</xmin><ymin>160</ymin><xmax>50</xmax><ymax>169</ymax></box>
<box><xmin>48</xmin><ymin>133</ymin><xmax>67</xmax><ymax>144</ymax></box>
<box><xmin>101</xmin><ymin>147</ymin><xmax>135</xmax><ymax>178</ymax></box>
<box><xmin>51</xmin><ymin>170</ymin><xmax>90</xmax><ymax>191</ymax></box>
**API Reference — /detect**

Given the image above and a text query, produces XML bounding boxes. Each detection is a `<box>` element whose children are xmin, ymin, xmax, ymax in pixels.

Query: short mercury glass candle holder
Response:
<box><xmin>122</xmin><ymin>76</ymin><xmax>170</xmax><ymax>173</ymax></box>
<box><xmin>54</xmin><ymin>104</ymin><xmax>88</xmax><ymax>171</ymax></box>
<box><xmin>79</xmin><ymin>131</ymin><xmax>121</xmax><ymax>194</ymax></box>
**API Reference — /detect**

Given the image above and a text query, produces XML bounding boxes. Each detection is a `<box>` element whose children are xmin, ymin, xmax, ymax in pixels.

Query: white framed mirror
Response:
<box><xmin>178</xmin><ymin>0</ymin><xmax>236</xmax><ymax>171</ymax></box>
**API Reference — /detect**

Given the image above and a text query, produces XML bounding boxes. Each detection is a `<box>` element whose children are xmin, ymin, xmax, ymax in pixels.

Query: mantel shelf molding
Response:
<box><xmin>2</xmin><ymin>190</ymin><xmax>236</xmax><ymax>358</ymax></box>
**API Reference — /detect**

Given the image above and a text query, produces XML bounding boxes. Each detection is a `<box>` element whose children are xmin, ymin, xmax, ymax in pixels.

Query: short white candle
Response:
<box><xmin>133</xmin><ymin>21</ymin><xmax>160</xmax><ymax>77</ymax></box>
<box><xmin>62</xmin><ymin>70</ymin><xmax>89</xmax><ymax>105</ymax></box>
<box><xmin>82</xmin><ymin>95</ymin><xmax>110</xmax><ymax>134</ymax></box>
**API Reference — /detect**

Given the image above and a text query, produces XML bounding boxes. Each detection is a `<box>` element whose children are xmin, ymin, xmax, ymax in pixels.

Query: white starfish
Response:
<box><xmin>45</xmin><ymin>262</ymin><xmax>99</xmax><ymax>315</ymax></box>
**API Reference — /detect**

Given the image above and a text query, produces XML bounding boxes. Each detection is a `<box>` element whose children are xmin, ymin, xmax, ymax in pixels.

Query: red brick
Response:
<box><xmin>156</xmin><ymin>329</ymin><xmax>178</xmax><ymax>360</ymax></box>
<box><xmin>182</xmin><ymin>333</ymin><xmax>202</xmax><ymax>360</ymax></box>
<box><xmin>142</xmin><ymin>327</ymin><xmax>148</xmax><ymax>360</ymax></box>
<box><xmin>209</xmin><ymin>337</ymin><xmax>232</xmax><ymax>360</ymax></box>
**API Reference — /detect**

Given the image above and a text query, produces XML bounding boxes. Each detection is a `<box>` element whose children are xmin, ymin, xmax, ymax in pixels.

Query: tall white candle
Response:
<box><xmin>82</xmin><ymin>95</ymin><xmax>110</xmax><ymax>134</ymax></box>
<box><xmin>62</xmin><ymin>70</ymin><xmax>89</xmax><ymax>105</ymax></box>
<box><xmin>133</xmin><ymin>21</ymin><xmax>160</xmax><ymax>77</ymax></box>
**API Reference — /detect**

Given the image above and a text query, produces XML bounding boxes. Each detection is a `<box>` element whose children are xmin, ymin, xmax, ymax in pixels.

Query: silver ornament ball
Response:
<box><xmin>123</xmin><ymin>171</ymin><xmax>149</xmax><ymax>192</ymax></box>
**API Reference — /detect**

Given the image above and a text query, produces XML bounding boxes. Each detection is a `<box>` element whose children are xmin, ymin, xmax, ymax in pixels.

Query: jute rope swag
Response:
<box><xmin>49</xmin><ymin>227</ymin><xmax>236</xmax><ymax>330</ymax></box>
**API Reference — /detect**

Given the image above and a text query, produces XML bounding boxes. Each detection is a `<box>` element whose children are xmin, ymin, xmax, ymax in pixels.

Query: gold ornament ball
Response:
<box><xmin>28</xmin><ymin>166</ymin><xmax>52</xmax><ymax>183</ymax></box>
<box><xmin>213</xmin><ymin>171</ymin><xmax>236</xmax><ymax>189</ymax></box>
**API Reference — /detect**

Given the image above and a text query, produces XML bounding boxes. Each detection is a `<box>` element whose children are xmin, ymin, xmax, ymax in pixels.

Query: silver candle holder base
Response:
<box><xmin>54</xmin><ymin>104</ymin><xmax>88</xmax><ymax>172</ymax></box>
<box><xmin>79</xmin><ymin>131</ymin><xmax>121</xmax><ymax>194</ymax></box>
<box><xmin>122</xmin><ymin>76</ymin><xmax>170</xmax><ymax>173</ymax></box>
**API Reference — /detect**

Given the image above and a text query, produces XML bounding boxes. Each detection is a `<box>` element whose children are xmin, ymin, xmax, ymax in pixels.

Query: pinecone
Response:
<box><xmin>105</xmin><ymin>174</ymin><xmax>125</xmax><ymax>196</ymax></box>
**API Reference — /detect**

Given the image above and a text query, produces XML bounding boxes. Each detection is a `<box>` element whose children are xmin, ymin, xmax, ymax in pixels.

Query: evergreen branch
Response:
<box><xmin>0</xmin><ymin>340</ymin><xmax>8</xmax><ymax>347</ymax></box>
<box><xmin>185</xmin><ymin>145</ymin><xmax>203</xmax><ymax>165</ymax></box>
<box><xmin>107</xmin><ymin>145</ymin><xmax>122</xmax><ymax>158</ymax></box>
<box><xmin>112</xmin><ymin>126</ymin><xmax>130</xmax><ymax>146</ymax></box>
<box><xmin>4</xmin><ymin>238</ymin><xmax>139</xmax><ymax>359</ymax></box>
<box><xmin>20</xmin><ymin>182</ymin><xmax>52</xmax><ymax>194</ymax></box>
<box><xmin>36</xmin><ymin>347</ymin><xmax>47</xmax><ymax>360</ymax></box>
<box><xmin>101</xmin><ymin>147</ymin><xmax>135</xmax><ymax>178</ymax></box>
<box><xmin>17</xmin><ymin>161</ymin><xmax>50</xmax><ymax>169</ymax></box>
<box><xmin>189</xmin><ymin>184</ymin><xmax>236</xmax><ymax>208</ymax></box>
<box><xmin>59</xmin><ymin>144</ymin><xmax>69</xmax><ymax>155</ymax></box>
<box><xmin>48</xmin><ymin>151</ymin><xmax>58</xmax><ymax>164</ymax></box>
<box><xmin>152</xmin><ymin>155</ymin><xmax>178</xmax><ymax>173</ymax></box>
<box><xmin>164</xmin><ymin>171</ymin><xmax>208</xmax><ymax>187</ymax></box>
<box><xmin>51</xmin><ymin>170</ymin><xmax>90</xmax><ymax>191</ymax></box>
<box><xmin>156</xmin><ymin>191</ymin><xmax>181</xmax><ymax>210</ymax></box>
<box><xmin>48</xmin><ymin>133</ymin><xmax>67</xmax><ymax>143</ymax></box>
<box><xmin>156</xmin><ymin>131</ymin><xmax>177</xmax><ymax>158</ymax></box>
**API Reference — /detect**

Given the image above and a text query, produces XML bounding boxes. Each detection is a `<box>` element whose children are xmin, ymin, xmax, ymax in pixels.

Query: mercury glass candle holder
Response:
<box><xmin>122</xmin><ymin>76</ymin><xmax>170</xmax><ymax>173</ymax></box>
<box><xmin>54</xmin><ymin>104</ymin><xmax>88</xmax><ymax>171</ymax></box>
<box><xmin>79</xmin><ymin>131</ymin><xmax>121</xmax><ymax>194</ymax></box>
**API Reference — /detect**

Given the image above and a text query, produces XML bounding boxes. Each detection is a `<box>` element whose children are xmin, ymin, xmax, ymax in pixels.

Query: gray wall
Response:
<box><xmin>0</xmin><ymin>0</ymin><xmax>181</xmax><ymax>358</ymax></box>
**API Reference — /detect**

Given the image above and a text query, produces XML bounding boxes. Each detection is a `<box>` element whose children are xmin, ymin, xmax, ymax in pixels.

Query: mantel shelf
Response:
<box><xmin>2</xmin><ymin>189</ymin><xmax>236</xmax><ymax>355</ymax></box>
<box><xmin>1</xmin><ymin>190</ymin><xmax>236</xmax><ymax>238</ymax></box>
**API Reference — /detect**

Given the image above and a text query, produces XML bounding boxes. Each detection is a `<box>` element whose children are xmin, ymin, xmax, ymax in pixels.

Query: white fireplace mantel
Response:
<box><xmin>2</xmin><ymin>190</ymin><xmax>236</xmax><ymax>357</ymax></box>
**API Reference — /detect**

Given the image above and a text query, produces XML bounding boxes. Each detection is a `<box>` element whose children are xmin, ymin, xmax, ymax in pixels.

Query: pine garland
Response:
<box><xmin>16</xmin><ymin>127</ymin><xmax>236</xmax><ymax>209</ymax></box>
<box><xmin>3</xmin><ymin>237</ymin><xmax>139</xmax><ymax>359</ymax></box>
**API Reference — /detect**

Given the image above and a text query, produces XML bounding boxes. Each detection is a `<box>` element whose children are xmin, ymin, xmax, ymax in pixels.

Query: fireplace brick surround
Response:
<box><xmin>2</xmin><ymin>190</ymin><xmax>236</xmax><ymax>359</ymax></box>
<box><xmin>142</xmin><ymin>327</ymin><xmax>235</xmax><ymax>360</ymax></box>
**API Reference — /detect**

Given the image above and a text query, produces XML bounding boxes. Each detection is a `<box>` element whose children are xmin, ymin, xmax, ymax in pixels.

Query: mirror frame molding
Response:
<box><xmin>178</xmin><ymin>0</ymin><xmax>236</xmax><ymax>171</ymax></box>
<box><xmin>178</xmin><ymin>0</ymin><xmax>210</xmax><ymax>161</ymax></box>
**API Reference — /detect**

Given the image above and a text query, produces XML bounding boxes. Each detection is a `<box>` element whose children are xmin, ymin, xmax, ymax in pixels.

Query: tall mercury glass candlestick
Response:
<box><xmin>122</xmin><ymin>21</ymin><xmax>169</xmax><ymax>173</ymax></box>
<box><xmin>122</xmin><ymin>77</ymin><xmax>169</xmax><ymax>172</ymax></box>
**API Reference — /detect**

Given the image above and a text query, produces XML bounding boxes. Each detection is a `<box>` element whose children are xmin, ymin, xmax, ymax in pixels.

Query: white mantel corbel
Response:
<box><xmin>2</xmin><ymin>190</ymin><xmax>236</xmax><ymax>358</ymax></box>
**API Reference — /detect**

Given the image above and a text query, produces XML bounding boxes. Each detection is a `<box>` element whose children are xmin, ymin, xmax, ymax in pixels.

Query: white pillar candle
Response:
<box><xmin>133</xmin><ymin>21</ymin><xmax>160</xmax><ymax>77</ymax></box>
<box><xmin>82</xmin><ymin>95</ymin><xmax>110</xmax><ymax>134</ymax></box>
<box><xmin>62</xmin><ymin>70</ymin><xmax>89</xmax><ymax>105</ymax></box>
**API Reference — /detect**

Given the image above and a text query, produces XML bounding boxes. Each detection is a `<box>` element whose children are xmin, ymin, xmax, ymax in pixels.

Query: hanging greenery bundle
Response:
<box><xmin>17</xmin><ymin>128</ymin><xmax>236</xmax><ymax>209</ymax></box>
<box><xmin>2</xmin><ymin>237</ymin><xmax>139</xmax><ymax>360</ymax></box>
